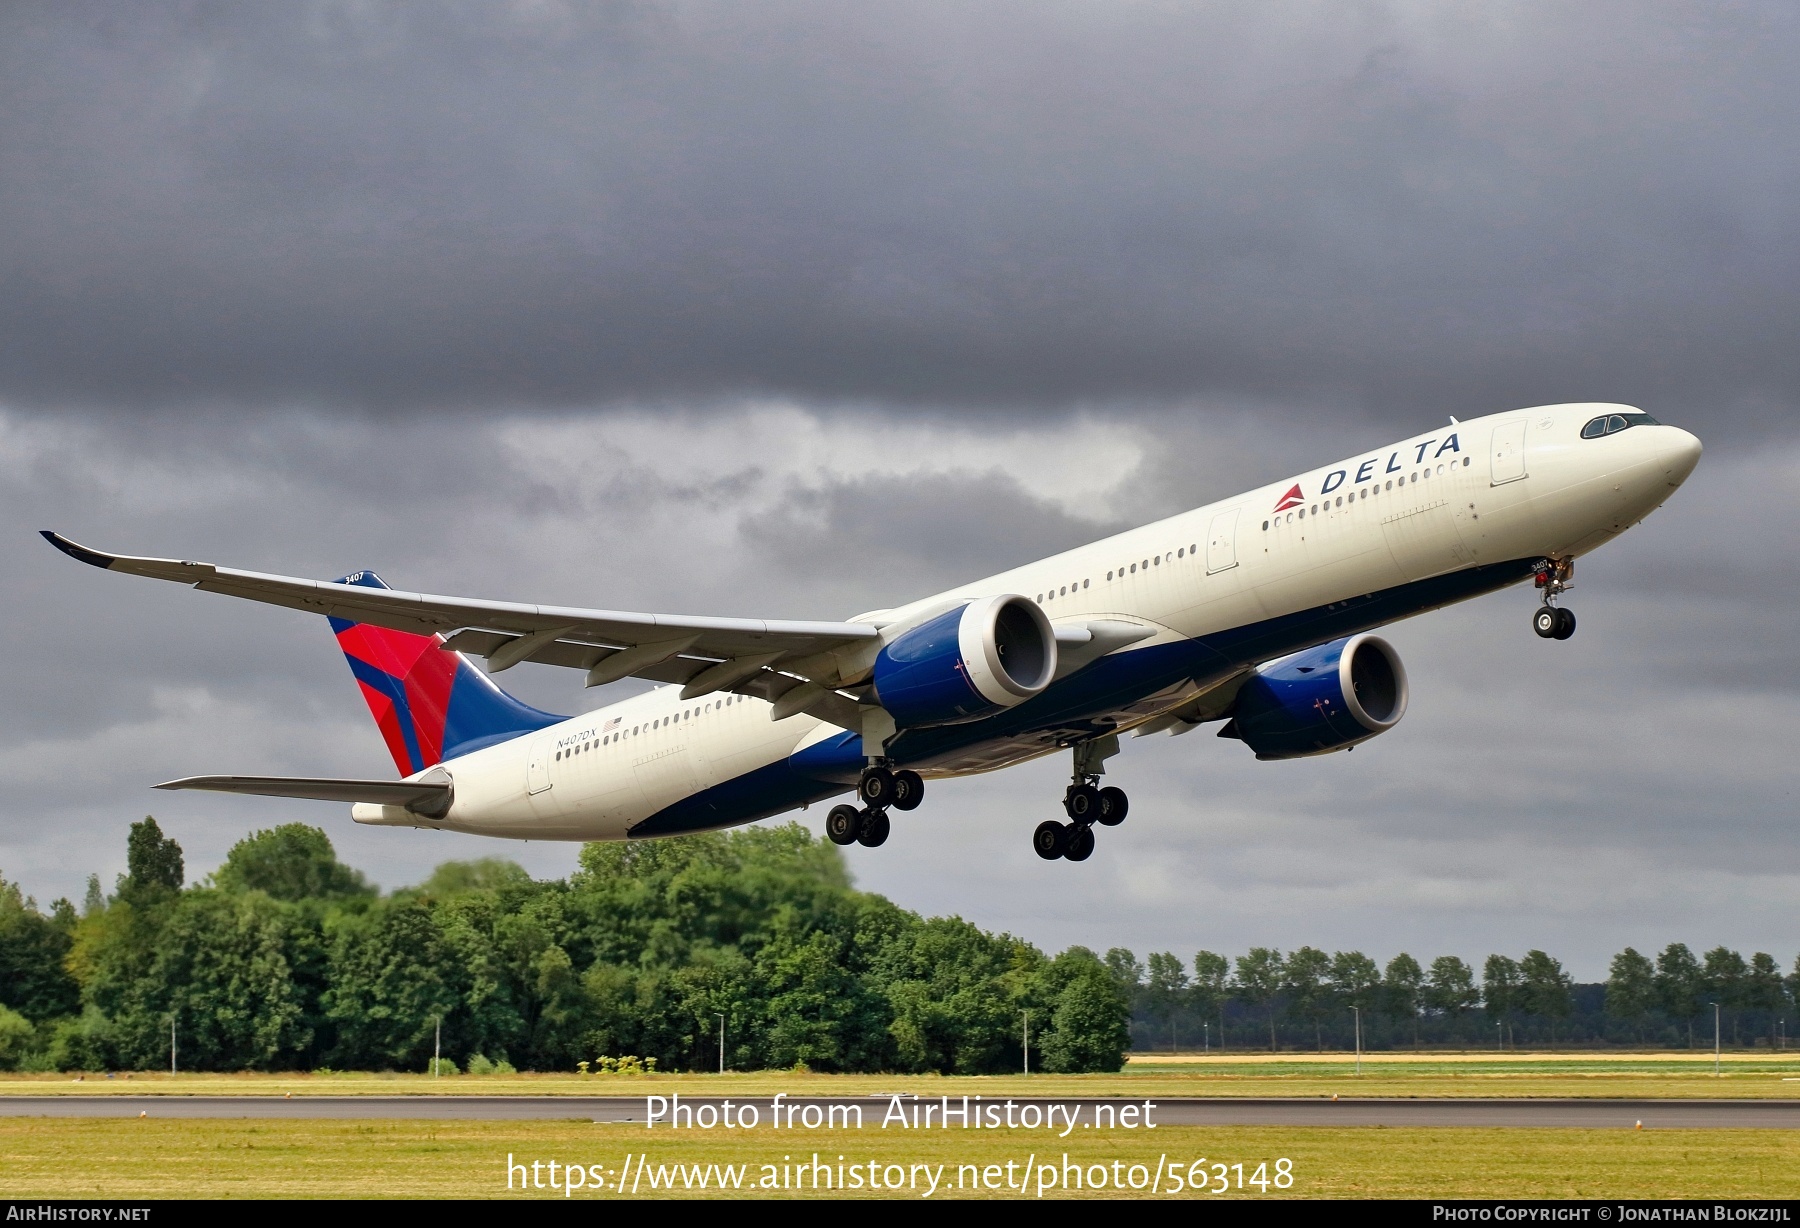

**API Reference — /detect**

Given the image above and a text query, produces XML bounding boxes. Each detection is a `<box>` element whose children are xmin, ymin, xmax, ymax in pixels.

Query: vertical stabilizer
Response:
<box><xmin>329</xmin><ymin>571</ymin><xmax>563</xmax><ymax>775</ymax></box>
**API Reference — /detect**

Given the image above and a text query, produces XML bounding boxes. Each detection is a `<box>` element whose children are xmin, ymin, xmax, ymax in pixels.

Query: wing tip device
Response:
<box><xmin>40</xmin><ymin>530</ymin><xmax>117</xmax><ymax>570</ymax></box>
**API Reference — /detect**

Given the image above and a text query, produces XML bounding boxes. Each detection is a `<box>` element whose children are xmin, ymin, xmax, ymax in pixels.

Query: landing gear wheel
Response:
<box><xmin>858</xmin><ymin>767</ymin><xmax>896</xmax><ymax>808</ymax></box>
<box><xmin>1553</xmin><ymin>607</ymin><xmax>1577</xmax><ymax>640</ymax></box>
<box><xmin>825</xmin><ymin>804</ymin><xmax>863</xmax><ymax>846</ymax></box>
<box><xmin>1064</xmin><ymin>784</ymin><xmax>1101</xmax><ymax>821</ymax></box>
<box><xmin>856</xmin><ymin>808</ymin><xmax>890</xmax><ymax>847</ymax></box>
<box><xmin>1064</xmin><ymin>824</ymin><xmax>1096</xmax><ymax>862</ymax></box>
<box><xmin>1033</xmin><ymin>820</ymin><xmax>1069</xmax><ymax>861</ymax></box>
<box><xmin>890</xmin><ymin>770</ymin><xmax>925</xmax><ymax>811</ymax></box>
<box><xmin>1097</xmin><ymin>786</ymin><xmax>1129</xmax><ymax>826</ymax></box>
<box><xmin>1533</xmin><ymin>606</ymin><xmax>1559</xmax><ymax>639</ymax></box>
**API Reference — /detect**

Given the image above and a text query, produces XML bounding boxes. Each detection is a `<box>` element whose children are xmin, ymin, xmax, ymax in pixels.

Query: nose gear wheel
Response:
<box><xmin>1532</xmin><ymin>557</ymin><xmax>1578</xmax><ymax>640</ymax></box>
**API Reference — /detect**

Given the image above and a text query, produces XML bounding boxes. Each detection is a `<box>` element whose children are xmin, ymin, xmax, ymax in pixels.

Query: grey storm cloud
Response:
<box><xmin>2</xmin><ymin>1</ymin><xmax>1797</xmax><ymax>430</ymax></box>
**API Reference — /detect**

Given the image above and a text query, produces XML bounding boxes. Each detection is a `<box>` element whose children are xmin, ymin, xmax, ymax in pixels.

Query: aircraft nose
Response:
<box><xmin>1659</xmin><ymin>426</ymin><xmax>1703</xmax><ymax>486</ymax></box>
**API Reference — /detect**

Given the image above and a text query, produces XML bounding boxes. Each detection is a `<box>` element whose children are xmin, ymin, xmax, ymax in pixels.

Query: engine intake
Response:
<box><xmin>1227</xmin><ymin>633</ymin><xmax>1408</xmax><ymax>760</ymax></box>
<box><xmin>872</xmin><ymin>595</ymin><xmax>1056</xmax><ymax>728</ymax></box>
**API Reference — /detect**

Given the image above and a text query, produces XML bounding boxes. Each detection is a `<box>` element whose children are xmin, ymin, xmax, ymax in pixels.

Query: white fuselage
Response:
<box><xmin>357</xmin><ymin>404</ymin><xmax>1700</xmax><ymax>841</ymax></box>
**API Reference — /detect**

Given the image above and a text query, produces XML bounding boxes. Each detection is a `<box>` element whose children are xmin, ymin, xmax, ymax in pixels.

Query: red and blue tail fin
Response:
<box><xmin>329</xmin><ymin>571</ymin><xmax>564</xmax><ymax>776</ymax></box>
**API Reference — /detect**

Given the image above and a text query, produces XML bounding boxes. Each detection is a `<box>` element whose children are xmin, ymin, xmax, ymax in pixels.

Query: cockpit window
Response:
<box><xmin>1581</xmin><ymin>412</ymin><xmax>1662</xmax><ymax>439</ymax></box>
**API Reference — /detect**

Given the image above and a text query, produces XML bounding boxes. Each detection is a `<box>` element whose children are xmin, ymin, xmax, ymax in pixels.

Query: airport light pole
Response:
<box><xmin>1712</xmin><ymin>1002</ymin><xmax>1721</xmax><ymax>1077</ymax></box>
<box><xmin>1022</xmin><ymin>1011</ymin><xmax>1030</xmax><ymax>1076</ymax></box>
<box><xmin>717</xmin><ymin>1014</ymin><xmax>726</xmax><ymax>1076</ymax></box>
<box><xmin>433</xmin><ymin>1016</ymin><xmax>441</xmax><ymax>1078</ymax></box>
<box><xmin>1351</xmin><ymin>1006</ymin><xmax>1361</xmax><ymax>1077</ymax></box>
<box><xmin>170</xmin><ymin>1014</ymin><xmax>176</xmax><ymax>1077</ymax></box>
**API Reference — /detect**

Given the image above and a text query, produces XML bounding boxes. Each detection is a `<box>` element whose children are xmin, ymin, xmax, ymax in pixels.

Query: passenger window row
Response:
<box><xmin>554</xmin><ymin>693</ymin><xmax>750</xmax><ymax>761</ymax></box>
<box><xmin>1035</xmin><ymin>540</ymin><xmax>1206</xmax><ymax>602</ymax></box>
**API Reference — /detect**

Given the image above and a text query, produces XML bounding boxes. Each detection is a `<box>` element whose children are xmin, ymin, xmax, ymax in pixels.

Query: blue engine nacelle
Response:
<box><xmin>872</xmin><ymin>595</ymin><xmax>1057</xmax><ymax>728</ymax></box>
<box><xmin>1225</xmin><ymin>633</ymin><xmax>1409</xmax><ymax>760</ymax></box>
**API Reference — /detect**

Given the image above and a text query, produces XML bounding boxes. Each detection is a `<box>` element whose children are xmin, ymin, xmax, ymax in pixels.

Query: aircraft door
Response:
<box><xmin>1490</xmin><ymin>420</ymin><xmax>1528</xmax><ymax>485</ymax></box>
<box><xmin>1206</xmin><ymin>508</ymin><xmax>1240</xmax><ymax>574</ymax></box>
<box><xmin>526</xmin><ymin>736</ymin><xmax>553</xmax><ymax>795</ymax></box>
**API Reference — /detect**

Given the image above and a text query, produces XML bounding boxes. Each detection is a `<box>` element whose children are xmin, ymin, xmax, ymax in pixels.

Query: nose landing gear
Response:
<box><xmin>1532</xmin><ymin>557</ymin><xmax>1577</xmax><ymax>640</ymax></box>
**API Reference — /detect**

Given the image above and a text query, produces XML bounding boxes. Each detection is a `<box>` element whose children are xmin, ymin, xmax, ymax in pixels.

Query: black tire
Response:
<box><xmin>1064</xmin><ymin>784</ymin><xmax>1101</xmax><ymax>821</ymax></box>
<box><xmin>1064</xmin><ymin>824</ymin><xmax>1096</xmax><ymax>862</ymax></box>
<box><xmin>890</xmin><ymin>770</ymin><xmax>925</xmax><ymax>811</ymax></box>
<box><xmin>1553</xmin><ymin>607</ymin><xmax>1577</xmax><ymax>640</ymax></box>
<box><xmin>825</xmin><ymin>804</ymin><xmax>863</xmax><ymax>846</ymax></box>
<box><xmin>1033</xmin><ymin>820</ymin><xmax>1068</xmax><ymax>860</ymax></box>
<box><xmin>1533</xmin><ymin>606</ymin><xmax>1559</xmax><ymax>638</ymax></box>
<box><xmin>856</xmin><ymin>808</ymin><xmax>890</xmax><ymax>847</ymax></box>
<box><xmin>1097</xmin><ymin>786</ymin><xmax>1129</xmax><ymax>826</ymax></box>
<box><xmin>858</xmin><ymin>768</ymin><xmax>896</xmax><ymax>808</ymax></box>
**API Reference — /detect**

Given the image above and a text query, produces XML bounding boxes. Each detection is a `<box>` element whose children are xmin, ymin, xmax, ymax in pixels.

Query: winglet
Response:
<box><xmin>40</xmin><ymin>531</ymin><xmax>118</xmax><ymax>570</ymax></box>
<box><xmin>38</xmin><ymin>532</ymin><xmax>215</xmax><ymax>584</ymax></box>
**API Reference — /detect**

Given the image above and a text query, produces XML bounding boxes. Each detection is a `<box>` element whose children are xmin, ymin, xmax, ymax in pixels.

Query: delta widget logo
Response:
<box><xmin>1272</xmin><ymin>484</ymin><xmax>1305</xmax><ymax>513</ymax></box>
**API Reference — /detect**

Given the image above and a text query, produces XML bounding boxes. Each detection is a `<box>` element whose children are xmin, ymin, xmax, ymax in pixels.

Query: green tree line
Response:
<box><xmin>0</xmin><ymin>818</ymin><xmax>1129</xmax><ymax>1074</ymax></box>
<box><xmin>1107</xmin><ymin>944</ymin><xmax>1800</xmax><ymax>1052</ymax></box>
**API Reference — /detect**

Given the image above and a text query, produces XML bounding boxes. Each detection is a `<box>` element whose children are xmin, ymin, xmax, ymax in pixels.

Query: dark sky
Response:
<box><xmin>3</xmin><ymin>2</ymin><xmax>1795</xmax><ymax>976</ymax></box>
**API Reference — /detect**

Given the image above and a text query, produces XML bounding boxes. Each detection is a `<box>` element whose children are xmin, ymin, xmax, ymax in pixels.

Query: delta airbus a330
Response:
<box><xmin>45</xmin><ymin>403</ymin><xmax>1700</xmax><ymax>863</ymax></box>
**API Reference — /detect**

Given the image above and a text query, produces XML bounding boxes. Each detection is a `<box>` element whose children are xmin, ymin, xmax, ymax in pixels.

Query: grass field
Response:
<box><xmin>3</xmin><ymin>1118</ymin><xmax>1797</xmax><ymax>1199</ymax></box>
<box><xmin>8</xmin><ymin>1051</ymin><xmax>1800</xmax><ymax>1101</ymax></box>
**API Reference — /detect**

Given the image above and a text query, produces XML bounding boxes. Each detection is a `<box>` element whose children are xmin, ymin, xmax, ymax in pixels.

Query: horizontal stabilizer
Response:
<box><xmin>154</xmin><ymin>773</ymin><xmax>452</xmax><ymax>818</ymax></box>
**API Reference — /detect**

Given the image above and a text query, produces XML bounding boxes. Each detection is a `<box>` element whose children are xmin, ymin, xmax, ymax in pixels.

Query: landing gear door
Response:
<box><xmin>1206</xmin><ymin>508</ymin><xmax>1240</xmax><ymax>574</ymax></box>
<box><xmin>526</xmin><ymin>736</ymin><xmax>553</xmax><ymax>795</ymax></box>
<box><xmin>1490</xmin><ymin>420</ymin><xmax>1528</xmax><ymax>486</ymax></box>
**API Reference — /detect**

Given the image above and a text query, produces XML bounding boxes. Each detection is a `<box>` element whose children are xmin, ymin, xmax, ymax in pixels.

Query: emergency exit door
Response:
<box><xmin>1206</xmin><ymin>508</ymin><xmax>1240</xmax><ymax>573</ymax></box>
<box><xmin>1490</xmin><ymin>420</ymin><xmax>1527</xmax><ymax>485</ymax></box>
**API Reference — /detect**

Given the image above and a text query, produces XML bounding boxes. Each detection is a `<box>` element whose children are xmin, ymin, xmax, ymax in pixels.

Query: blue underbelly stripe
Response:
<box><xmin>628</xmin><ymin>556</ymin><xmax>1540</xmax><ymax>837</ymax></box>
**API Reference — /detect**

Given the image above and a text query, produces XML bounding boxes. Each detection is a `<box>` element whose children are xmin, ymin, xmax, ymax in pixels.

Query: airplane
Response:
<box><xmin>42</xmin><ymin>403</ymin><xmax>1701</xmax><ymax>863</ymax></box>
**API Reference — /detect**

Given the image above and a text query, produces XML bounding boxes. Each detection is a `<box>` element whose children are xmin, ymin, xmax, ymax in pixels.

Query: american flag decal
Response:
<box><xmin>603</xmin><ymin>717</ymin><xmax>621</xmax><ymax>731</ymax></box>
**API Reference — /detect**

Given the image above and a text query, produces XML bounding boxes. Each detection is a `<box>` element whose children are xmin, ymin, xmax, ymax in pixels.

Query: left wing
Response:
<box><xmin>42</xmin><ymin>532</ymin><xmax>877</xmax><ymax>725</ymax></box>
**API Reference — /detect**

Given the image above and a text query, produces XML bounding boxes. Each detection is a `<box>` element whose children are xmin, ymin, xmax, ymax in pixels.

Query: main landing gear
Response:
<box><xmin>827</xmin><ymin>764</ymin><xmax>923</xmax><ymax>849</ymax></box>
<box><xmin>1532</xmin><ymin>557</ymin><xmax>1577</xmax><ymax>641</ymax></box>
<box><xmin>1036</xmin><ymin>737</ymin><xmax>1127</xmax><ymax>862</ymax></box>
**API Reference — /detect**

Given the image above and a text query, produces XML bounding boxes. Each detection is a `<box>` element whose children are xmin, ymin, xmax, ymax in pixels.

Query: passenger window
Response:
<box><xmin>1299</xmin><ymin>509</ymin><xmax>1306</xmax><ymax>519</ymax></box>
<box><xmin>1129</xmin><ymin>563</ymin><xmax>1136</xmax><ymax>573</ymax></box>
<box><xmin>1190</xmin><ymin>543</ymin><xmax>1197</xmax><ymax>553</ymax></box>
<box><xmin>1082</xmin><ymin>579</ymin><xmax>1089</xmax><ymax>589</ymax></box>
<box><xmin>1262</xmin><ymin>520</ymin><xmax>1269</xmax><ymax>530</ymax></box>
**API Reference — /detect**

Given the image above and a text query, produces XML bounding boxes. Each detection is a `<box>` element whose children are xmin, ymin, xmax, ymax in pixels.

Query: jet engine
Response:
<box><xmin>1223</xmin><ymin>633</ymin><xmax>1408</xmax><ymax>760</ymax></box>
<box><xmin>871</xmin><ymin>595</ymin><xmax>1056</xmax><ymax>728</ymax></box>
